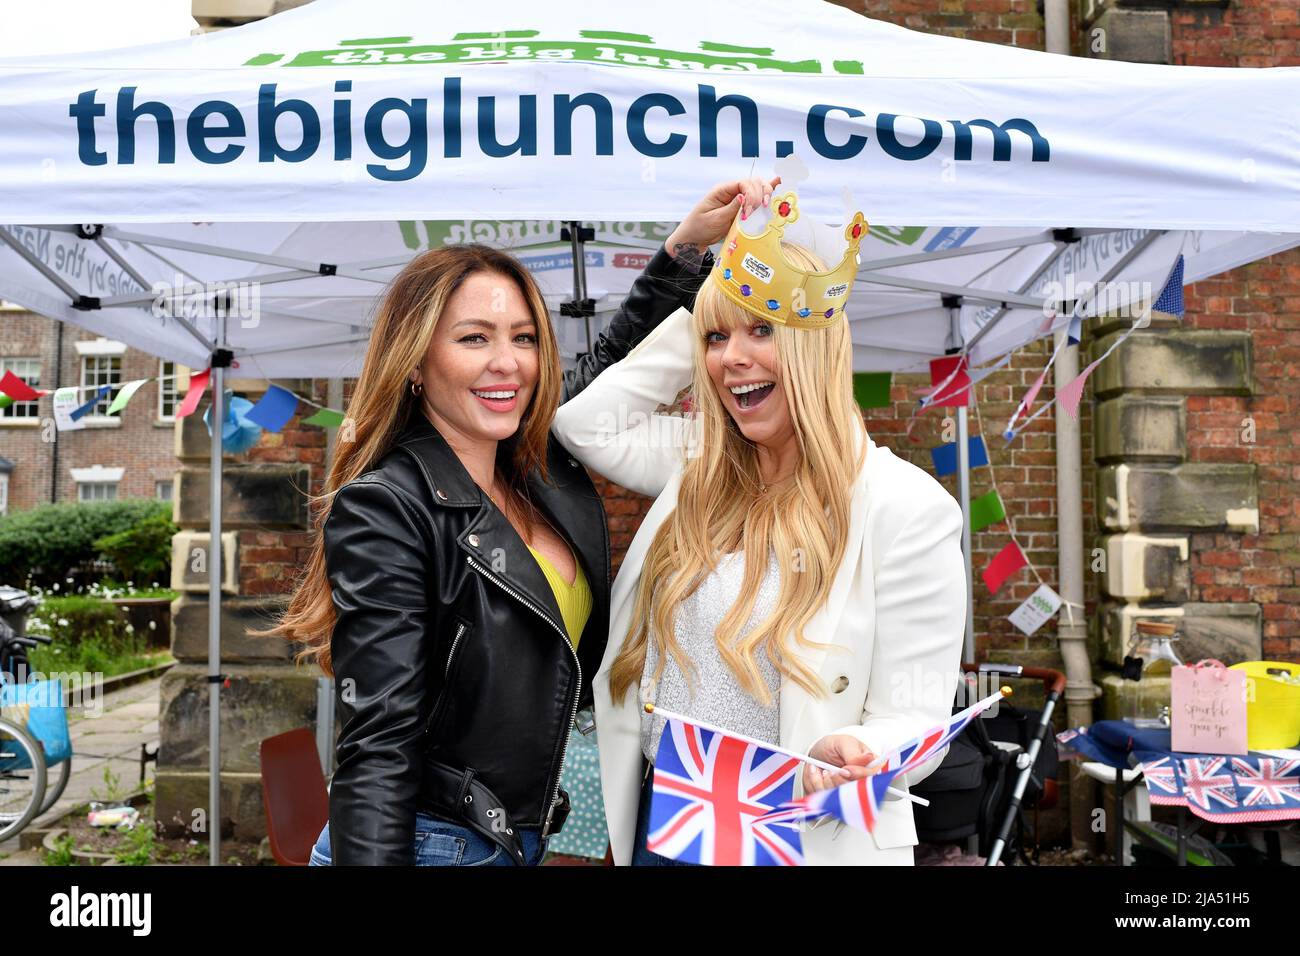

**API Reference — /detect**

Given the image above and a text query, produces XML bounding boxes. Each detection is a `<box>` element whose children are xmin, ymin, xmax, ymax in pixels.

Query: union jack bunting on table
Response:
<box><xmin>1134</xmin><ymin>750</ymin><xmax>1300</xmax><ymax>824</ymax></box>
<box><xmin>647</xmin><ymin>715</ymin><xmax>805</xmax><ymax>866</ymax></box>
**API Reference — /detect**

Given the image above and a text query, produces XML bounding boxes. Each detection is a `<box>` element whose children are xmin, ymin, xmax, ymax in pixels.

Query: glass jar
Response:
<box><xmin>1122</xmin><ymin>619</ymin><xmax>1184</xmax><ymax>728</ymax></box>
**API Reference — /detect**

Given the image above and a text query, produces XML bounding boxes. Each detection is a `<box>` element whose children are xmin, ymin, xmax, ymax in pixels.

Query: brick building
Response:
<box><xmin>0</xmin><ymin>302</ymin><xmax>186</xmax><ymax>516</ymax></box>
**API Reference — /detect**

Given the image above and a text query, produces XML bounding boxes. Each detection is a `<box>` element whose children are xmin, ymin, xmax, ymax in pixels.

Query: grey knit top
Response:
<box><xmin>640</xmin><ymin>548</ymin><xmax>782</xmax><ymax>762</ymax></box>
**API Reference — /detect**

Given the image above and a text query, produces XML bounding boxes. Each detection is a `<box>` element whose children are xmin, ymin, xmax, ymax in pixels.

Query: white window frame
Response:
<box><xmin>0</xmin><ymin>357</ymin><xmax>42</xmax><ymax>422</ymax></box>
<box><xmin>158</xmin><ymin>360</ymin><xmax>179</xmax><ymax>422</ymax></box>
<box><xmin>78</xmin><ymin>353</ymin><xmax>123</xmax><ymax>426</ymax></box>
<box><xmin>71</xmin><ymin>465</ymin><xmax>123</xmax><ymax>502</ymax></box>
<box><xmin>0</xmin><ymin>473</ymin><xmax>8</xmax><ymax>516</ymax></box>
<box><xmin>155</xmin><ymin>479</ymin><xmax>173</xmax><ymax>501</ymax></box>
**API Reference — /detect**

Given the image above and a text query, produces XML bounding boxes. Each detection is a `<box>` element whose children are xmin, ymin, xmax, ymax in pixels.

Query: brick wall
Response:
<box><xmin>0</xmin><ymin>310</ymin><xmax>177</xmax><ymax>513</ymax></box>
<box><xmin>1184</xmin><ymin>252</ymin><xmax>1300</xmax><ymax>658</ymax></box>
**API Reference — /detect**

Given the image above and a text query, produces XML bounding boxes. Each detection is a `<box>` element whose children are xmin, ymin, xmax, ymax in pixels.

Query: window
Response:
<box><xmin>80</xmin><ymin>355</ymin><xmax>122</xmax><ymax>417</ymax></box>
<box><xmin>0</xmin><ymin>474</ymin><xmax>8</xmax><ymax>516</ymax></box>
<box><xmin>0</xmin><ymin>357</ymin><xmax>41</xmax><ymax>419</ymax></box>
<box><xmin>158</xmin><ymin>361</ymin><xmax>179</xmax><ymax>420</ymax></box>
<box><xmin>78</xmin><ymin>482</ymin><xmax>118</xmax><ymax>502</ymax></box>
<box><xmin>71</xmin><ymin>466</ymin><xmax>123</xmax><ymax>502</ymax></box>
<box><xmin>155</xmin><ymin>480</ymin><xmax>173</xmax><ymax>501</ymax></box>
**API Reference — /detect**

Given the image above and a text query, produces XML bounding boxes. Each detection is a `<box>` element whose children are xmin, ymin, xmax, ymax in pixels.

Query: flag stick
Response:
<box><xmin>644</xmin><ymin>702</ymin><xmax>928</xmax><ymax>807</ymax></box>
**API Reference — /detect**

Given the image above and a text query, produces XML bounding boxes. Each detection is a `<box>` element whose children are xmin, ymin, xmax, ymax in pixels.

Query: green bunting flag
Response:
<box><xmin>302</xmin><ymin>407</ymin><xmax>346</xmax><ymax>428</ymax></box>
<box><xmin>969</xmin><ymin>489</ymin><xmax>1007</xmax><ymax>532</ymax></box>
<box><xmin>107</xmin><ymin>379</ymin><xmax>149</xmax><ymax>415</ymax></box>
<box><xmin>852</xmin><ymin>372</ymin><xmax>891</xmax><ymax>409</ymax></box>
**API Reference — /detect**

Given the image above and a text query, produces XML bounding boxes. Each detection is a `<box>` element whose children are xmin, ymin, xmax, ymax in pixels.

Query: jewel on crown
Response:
<box><xmin>710</xmin><ymin>189</ymin><xmax>868</xmax><ymax>331</ymax></box>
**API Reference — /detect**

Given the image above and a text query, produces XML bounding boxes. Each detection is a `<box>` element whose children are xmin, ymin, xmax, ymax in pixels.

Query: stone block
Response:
<box><xmin>1085</xmin><ymin>8</ymin><xmax>1171</xmax><ymax>64</ymax></box>
<box><xmin>153</xmin><ymin>769</ymin><xmax>267</xmax><ymax>842</ymax></box>
<box><xmin>170</xmin><ymin>530</ymin><xmax>240</xmax><ymax>594</ymax></box>
<box><xmin>1095</xmin><ymin>395</ymin><xmax>1185</xmax><ymax>462</ymax></box>
<box><xmin>1097</xmin><ymin>463</ymin><xmax>1258</xmax><ymax>532</ymax></box>
<box><xmin>1099</xmin><ymin>533</ymin><xmax>1189</xmax><ymax>601</ymax></box>
<box><xmin>176</xmin><ymin>464</ymin><xmax>311</xmax><ymax>529</ymax></box>
<box><xmin>1099</xmin><ymin>672</ymin><xmax>1172</xmax><ymax>722</ymax></box>
<box><xmin>1099</xmin><ymin>601</ymin><xmax>1262</xmax><ymax>668</ymax></box>
<box><xmin>157</xmin><ymin>663</ymin><xmax>319</xmax><ymax>774</ymax></box>
<box><xmin>1091</xmin><ymin>330</ymin><xmax>1252</xmax><ymax>398</ymax></box>
<box><xmin>170</xmin><ymin>594</ymin><xmax>295</xmax><ymax>662</ymax></box>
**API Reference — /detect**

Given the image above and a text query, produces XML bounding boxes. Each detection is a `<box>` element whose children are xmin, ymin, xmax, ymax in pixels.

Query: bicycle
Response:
<box><xmin>0</xmin><ymin>617</ymin><xmax>71</xmax><ymax>842</ymax></box>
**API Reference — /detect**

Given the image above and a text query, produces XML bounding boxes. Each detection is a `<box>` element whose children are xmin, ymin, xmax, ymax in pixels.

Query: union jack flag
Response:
<box><xmin>1180</xmin><ymin>757</ymin><xmax>1237</xmax><ymax>812</ymax></box>
<box><xmin>759</xmin><ymin>689</ymin><xmax>1006</xmax><ymax>834</ymax></box>
<box><xmin>1231</xmin><ymin>757</ymin><xmax>1300</xmax><ymax>808</ymax></box>
<box><xmin>648</xmin><ymin>717</ymin><xmax>804</xmax><ymax>866</ymax></box>
<box><xmin>875</xmin><ymin>690</ymin><xmax>1001</xmax><ymax>777</ymax></box>
<box><xmin>1139</xmin><ymin>756</ymin><xmax>1182</xmax><ymax>796</ymax></box>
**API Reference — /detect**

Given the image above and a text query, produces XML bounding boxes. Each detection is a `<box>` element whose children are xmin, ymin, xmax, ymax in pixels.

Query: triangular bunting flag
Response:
<box><xmin>107</xmin><ymin>379</ymin><xmax>149</xmax><ymax>415</ymax></box>
<box><xmin>303</xmin><ymin>407</ymin><xmax>346</xmax><ymax>428</ymax></box>
<box><xmin>176</xmin><ymin>369</ymin><xmax>210</xmax><ymax>419</ymax></box>
<box><xmin>1152</xmin><ymin>254</ymin><xmax>1185</xmax><ymax>319</ymax></box>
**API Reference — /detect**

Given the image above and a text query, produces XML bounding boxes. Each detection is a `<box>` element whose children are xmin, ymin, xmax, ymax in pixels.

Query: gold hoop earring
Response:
<box><xmin>410</xmin><ymin>380</ymin><xmax>423</xmax><ymax>397</ymax></box>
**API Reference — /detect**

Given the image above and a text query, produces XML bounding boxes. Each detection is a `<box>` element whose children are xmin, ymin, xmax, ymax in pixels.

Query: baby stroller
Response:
<box><xmin>911</xmin><ymin>662</ymin><xmax>1064</xmax><ymax>866</ymax></box>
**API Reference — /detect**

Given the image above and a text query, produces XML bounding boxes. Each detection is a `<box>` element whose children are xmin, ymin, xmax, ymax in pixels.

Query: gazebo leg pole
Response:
<box><xmin>208</xmin><ymin>317</ymin><xmax>229</xmax><ymax>867</ymax></box>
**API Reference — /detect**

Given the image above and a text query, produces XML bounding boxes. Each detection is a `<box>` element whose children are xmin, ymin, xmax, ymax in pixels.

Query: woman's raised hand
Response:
<box><xmin>663</xmin><ymin>175</ymin><xmax>783</xmax><ymax>273</ymax></box>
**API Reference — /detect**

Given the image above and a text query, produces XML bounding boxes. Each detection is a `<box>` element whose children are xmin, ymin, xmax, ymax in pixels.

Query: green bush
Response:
<box><xmin>0</xmin><ymin>499</ymin><xmax>174</xmax><ymax>588</ymax></box>
<box><xmin>93</xmin><ymin>512</ymin><xmax>178</xmax><ymax>584</ymax></box>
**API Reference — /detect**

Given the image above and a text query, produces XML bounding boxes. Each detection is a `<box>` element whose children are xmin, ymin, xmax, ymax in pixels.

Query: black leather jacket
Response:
<box><xmin>323</xmin><ymin>246</ymin><xmax>712</xmax><ymax>865</ymax></box>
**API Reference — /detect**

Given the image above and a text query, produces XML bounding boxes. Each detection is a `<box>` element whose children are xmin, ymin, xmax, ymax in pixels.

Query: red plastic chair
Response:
<box><xmin>259</xmin><ymin>727</ymin><xmax>329</xmax><ymax>866</ymax></box>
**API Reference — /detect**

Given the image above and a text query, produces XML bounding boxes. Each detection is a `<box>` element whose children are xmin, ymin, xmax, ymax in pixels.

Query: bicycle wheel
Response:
<box><xmin>38</xmin><ymin>753</ymin><xmax>70</xmax><ymax>816</ymax></box>
<box><xmin>0</xmin><ymin>716</ymin><xmax>47</xmax><ymax>843</ymax></box>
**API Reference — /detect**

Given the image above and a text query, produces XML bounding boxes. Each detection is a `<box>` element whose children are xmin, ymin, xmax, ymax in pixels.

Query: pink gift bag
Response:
<box><xmin>1171</xmin><ymin>659</ymin><xmax>1248</xmax><ymax>755</ymax></box>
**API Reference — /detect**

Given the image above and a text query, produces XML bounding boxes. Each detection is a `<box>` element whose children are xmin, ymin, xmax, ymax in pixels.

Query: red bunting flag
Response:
<box><xmin>925</xmin><ymin>355</ymin><xmax>971</xmax><ymax>407</ymax></box>
<box><xmin>982</xmin><ymin>540</ymin><xmax>1028</xmax><ymax>594</ymax></box>
<box><xmin>0</xmin><ymin>369</ymin><xmax>45</xmax><ymax>402</ymax></box>
<box><xmin>175</xmin><ymin>368</ymin><xmax>211</xmax><ymax>419</ymax></box>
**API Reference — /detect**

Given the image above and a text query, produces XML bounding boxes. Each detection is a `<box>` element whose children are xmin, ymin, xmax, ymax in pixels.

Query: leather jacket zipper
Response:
<box><xmin>464</xmin><ymin>554</ymin><xmax>580</xmax><ymax>835</ymax></box>
<box><xmin>445</xmin><ymin>621</ymin><xmax>468</xmax><ymax>677</ymax></box>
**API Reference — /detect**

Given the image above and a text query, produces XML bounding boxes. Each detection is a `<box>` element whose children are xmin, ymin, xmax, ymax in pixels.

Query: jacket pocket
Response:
<box><xmin>426</xmin><ymin>619</ymin><xmax>470</xmax><ymax>736</ymax></box>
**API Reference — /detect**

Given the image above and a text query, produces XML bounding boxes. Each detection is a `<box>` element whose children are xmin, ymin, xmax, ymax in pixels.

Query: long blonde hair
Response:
<box><xmin>608</xmin><ymin>242</ymin><xmax>867</xmax><ymax>706</ymax></box>
<box><xmin>249</xmin><ymin>244</ymin><xmax>564</xmax><ymax>676</ymax></box>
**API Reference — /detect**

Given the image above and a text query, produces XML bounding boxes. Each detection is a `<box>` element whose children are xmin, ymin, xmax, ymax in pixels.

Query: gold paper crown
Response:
<box><xmin>710</xmin><ymin>191</ymin><xmax>868</xmax><ymax>331</ymax></box>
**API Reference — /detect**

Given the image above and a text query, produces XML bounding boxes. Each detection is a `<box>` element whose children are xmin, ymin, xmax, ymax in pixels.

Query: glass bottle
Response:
<box><xmin>1122</xmin><ymin>619</ymin><xmax>1183</xmax><ymax>728</ymax></box>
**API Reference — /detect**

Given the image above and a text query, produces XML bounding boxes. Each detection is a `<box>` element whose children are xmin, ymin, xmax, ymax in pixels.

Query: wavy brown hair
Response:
<box><xmin>248</xmin><ymin>244</ymin><xmax>563</xmax><ymax>675</ymax></box>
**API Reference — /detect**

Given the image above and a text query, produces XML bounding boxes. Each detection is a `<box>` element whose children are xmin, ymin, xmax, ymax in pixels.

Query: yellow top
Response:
<box><xmin>527</xmin><ymin>543</ymin><xmax>592</xmax><ymax>649</ymax></box>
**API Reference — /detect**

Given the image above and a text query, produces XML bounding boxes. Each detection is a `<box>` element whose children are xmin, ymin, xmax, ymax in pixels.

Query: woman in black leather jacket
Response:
<box><xmin>256</xmin><ymin>178</ymin><xmax>778</xmax><ymax>865</ymax></box>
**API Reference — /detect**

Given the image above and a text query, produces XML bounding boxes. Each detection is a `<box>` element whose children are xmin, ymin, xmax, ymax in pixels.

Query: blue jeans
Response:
<box><xmin>309</xmin><ymin>811</ymin><xmax>548</xmax><ymax>866</ymax></box>
<box><xmin>631</xmin><ymin>761</ymin><xmax>699</xmax><ymax>867</ymax></box>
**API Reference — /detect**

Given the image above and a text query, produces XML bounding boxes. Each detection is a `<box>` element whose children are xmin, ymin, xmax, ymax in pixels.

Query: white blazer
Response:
<box><xmin>551</xmin><ymin>306</ymin><xmax>968</xmax><ymax>865</ymax></box>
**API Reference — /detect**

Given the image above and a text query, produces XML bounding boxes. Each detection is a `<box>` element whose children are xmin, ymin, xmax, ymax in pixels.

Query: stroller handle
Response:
<box><xmin>962</xmin><ymin>662</ymin><xmax>1067</xmax><ymax>697</ymax></box>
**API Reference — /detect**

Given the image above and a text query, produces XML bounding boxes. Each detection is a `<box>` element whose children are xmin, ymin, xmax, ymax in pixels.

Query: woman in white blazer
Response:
<box><xmin>551</xmin><ymin>193</ymin><xmax>968</xmax><ymax>866</ymax></box>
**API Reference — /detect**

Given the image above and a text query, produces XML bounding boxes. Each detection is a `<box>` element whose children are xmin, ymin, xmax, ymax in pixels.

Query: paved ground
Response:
<box><xmin>0</xmin><ymin>675</ymin><xmax>160</xmax><ymax>865</ymax></box>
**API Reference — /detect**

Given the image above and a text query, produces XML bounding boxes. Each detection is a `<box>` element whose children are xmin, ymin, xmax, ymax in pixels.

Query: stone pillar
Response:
<box><xmin>156</xmin><ymin>379</ymin><xmax>325</xmax><ymax>842</ymax></box>
<box><xmin>1089</xmin><ymin>310</ymin><xmax>1262</xmax><ymax>717</ymax></box>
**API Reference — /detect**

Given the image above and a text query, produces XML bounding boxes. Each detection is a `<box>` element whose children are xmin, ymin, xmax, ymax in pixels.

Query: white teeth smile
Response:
<box><xmin>729</xmin><ymin>381</ymin><xmax>774</xmax><ymax>395</ymax></box>
<box><xmin>471</xmin><ymin>389</ymin><xmax>516</xmax><ymax>400</ymax></box>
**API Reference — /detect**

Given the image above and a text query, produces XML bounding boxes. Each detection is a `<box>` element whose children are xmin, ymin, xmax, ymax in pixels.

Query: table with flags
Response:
<box><xmin>1056</xmin><ymin>720</ymin><xmax>1300</xmax><ymax>825</ymax></box>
